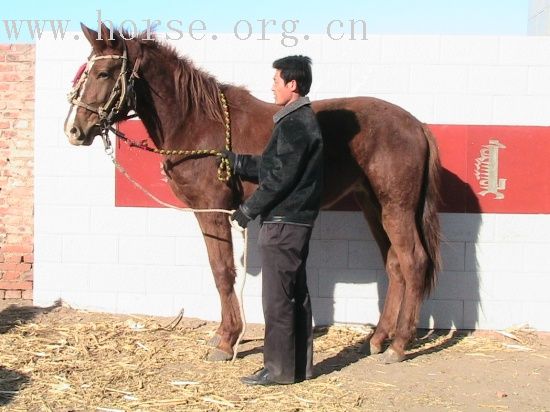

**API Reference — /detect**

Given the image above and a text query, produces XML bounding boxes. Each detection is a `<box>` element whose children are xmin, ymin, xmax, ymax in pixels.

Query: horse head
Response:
<box><xmin>64</xmin><ymin>23</ymin><xmax>139</xmax><ymax>146</ymax></box>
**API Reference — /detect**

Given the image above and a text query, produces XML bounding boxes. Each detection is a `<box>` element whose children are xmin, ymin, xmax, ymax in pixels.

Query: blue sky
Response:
<box><xmin>2</xmin><ymin>0</ymin><xmax>529</xmax><ymax>42</ymax></box>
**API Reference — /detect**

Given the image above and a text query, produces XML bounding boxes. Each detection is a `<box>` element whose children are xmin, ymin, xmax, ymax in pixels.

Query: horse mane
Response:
<box><xmin>127</xmin><ymin>30</ymin><xmax>226</xmax><ymax>124</ymax></box>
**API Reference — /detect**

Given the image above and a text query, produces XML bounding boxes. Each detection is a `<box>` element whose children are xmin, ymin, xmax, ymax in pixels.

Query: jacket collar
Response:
<box><xmin>273</xmin><ymin>96</ymin><xmax>311</xmax><ymax>123</ymax></box>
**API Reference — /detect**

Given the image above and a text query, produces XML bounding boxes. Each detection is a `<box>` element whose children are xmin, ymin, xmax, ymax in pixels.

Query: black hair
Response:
<box><xmin>272</xmin><ymin>55</ymin><xmax>312</xmax><ymax>96</ymax></box>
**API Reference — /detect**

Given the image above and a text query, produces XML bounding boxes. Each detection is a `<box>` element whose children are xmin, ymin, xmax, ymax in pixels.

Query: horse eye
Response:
<box><xmin>97</xmin><ymin>71</ymin><xmax>110</xmax><ymax>79</ymax></box>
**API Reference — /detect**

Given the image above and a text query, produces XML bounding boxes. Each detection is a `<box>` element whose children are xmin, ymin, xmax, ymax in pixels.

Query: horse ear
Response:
<box><xmin>100</xmin><ymin>23</ymin><xmax>123</xmax><ymax>51</ymax></box>
<box><xmin>80</xmin><ymin>23</ymin><xmax>99</xmax><ymax>46</ymax></box>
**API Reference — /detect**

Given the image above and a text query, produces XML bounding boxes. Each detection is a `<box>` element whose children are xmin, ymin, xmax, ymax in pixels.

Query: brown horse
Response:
<box><xmin>64</xmin><ymin>24</ymin><xmax>441</xmax><ymax>364</ymax></box>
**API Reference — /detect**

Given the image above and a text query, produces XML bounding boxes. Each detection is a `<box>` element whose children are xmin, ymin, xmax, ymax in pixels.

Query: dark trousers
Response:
<box><xmin>258</xmin><ymin>222</ymin><xmax>313</xmax><ymax>384</ymax></box>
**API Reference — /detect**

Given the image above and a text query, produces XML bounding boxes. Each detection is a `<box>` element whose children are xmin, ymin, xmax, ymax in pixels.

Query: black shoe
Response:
<box><xmin>240</xmin><ymin>368</ymin><xmax>285</xmax><ymax>386</ymax></box>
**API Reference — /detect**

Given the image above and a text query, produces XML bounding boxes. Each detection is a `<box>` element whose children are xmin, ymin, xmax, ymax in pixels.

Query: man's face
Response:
<box><xmin>272</xmin><ymin>69</ymin><xmax>296</xmax><ymax>106</ymax></box>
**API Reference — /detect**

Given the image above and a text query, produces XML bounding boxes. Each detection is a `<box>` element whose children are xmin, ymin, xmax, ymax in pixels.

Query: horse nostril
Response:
<box><xmin>70</xmin><ymin>127</ymin><xmax>80</xmax><ymax>138</ymax></box>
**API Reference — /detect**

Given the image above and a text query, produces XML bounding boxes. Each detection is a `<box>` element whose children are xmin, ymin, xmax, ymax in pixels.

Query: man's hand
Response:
<box><xmin>219</xmin><ymin>149</ymin><xmax>237</xmax><ymax>172</ymax></box>
<box><xmin>229</xmin><ymin>207</ymin><xmax>251</xmax><ymax>231</ymax></box>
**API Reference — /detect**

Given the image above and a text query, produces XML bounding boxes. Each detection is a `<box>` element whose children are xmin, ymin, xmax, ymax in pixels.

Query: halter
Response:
<box><xmin>67</xmin><ymin>43</ymin><xmax>141</xmax><ymax>150</ymax></box>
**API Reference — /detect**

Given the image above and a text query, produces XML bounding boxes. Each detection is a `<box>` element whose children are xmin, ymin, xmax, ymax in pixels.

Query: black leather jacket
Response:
<box><xmin>237</xmin><ymin>97</ymin><xmax>323</xmax><ymax>226</ymax></box>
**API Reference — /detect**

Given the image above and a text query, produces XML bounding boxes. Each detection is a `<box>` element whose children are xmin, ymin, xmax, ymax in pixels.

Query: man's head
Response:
<box><xmin>271</xmin><ymin>55</ymin><xmax>312</xmax><ymax>106</ymax></box>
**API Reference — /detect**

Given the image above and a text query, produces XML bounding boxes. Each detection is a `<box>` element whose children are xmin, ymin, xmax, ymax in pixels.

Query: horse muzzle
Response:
<box><xmin>65</xmin><ymin>122</ymin><xmax>97</xmax><ymax>146</ymax></box>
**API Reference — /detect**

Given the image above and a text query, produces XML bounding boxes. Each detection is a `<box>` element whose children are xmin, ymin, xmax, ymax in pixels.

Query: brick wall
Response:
<box><xmin>0</xmin><ymin>44</ymin><xmax>34</xmax><ymax>301</ymax></box>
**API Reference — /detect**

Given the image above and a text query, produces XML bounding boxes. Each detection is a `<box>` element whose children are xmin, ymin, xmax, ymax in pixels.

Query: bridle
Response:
<box><xmin>67</xmin><ymin>42</ymin><xmax>141</xmax><ymax>152</ymax></box>
<box><xmin>67</xmin><ymin>41</ymin><xmax>233</xmax><ymax>182</ymax></box>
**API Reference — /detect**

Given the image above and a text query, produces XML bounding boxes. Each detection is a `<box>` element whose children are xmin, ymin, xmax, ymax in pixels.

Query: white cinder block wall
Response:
<box><xmin>34</xmin><ymin>33</ymin><xmax>550</xmax><ymax>331</ymax></box>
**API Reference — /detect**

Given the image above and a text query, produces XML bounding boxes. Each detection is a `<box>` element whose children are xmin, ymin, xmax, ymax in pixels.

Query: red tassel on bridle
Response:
<box><xmin>72</xmin><ymin>63</ymin><xmax>87</xmax><ymax>86</ymax></box>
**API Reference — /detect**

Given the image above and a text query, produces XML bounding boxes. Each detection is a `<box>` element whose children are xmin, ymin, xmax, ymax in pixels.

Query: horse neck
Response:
<box><xmin>133</xmin><ymin>47</ymin><xmax>225</xmax><ymax>151</ymax></box>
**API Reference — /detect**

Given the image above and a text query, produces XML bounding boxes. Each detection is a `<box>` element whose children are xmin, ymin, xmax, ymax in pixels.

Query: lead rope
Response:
<box><xmin>107</xmin><ymin>150</ymin><xmax>247</xmax><ymax>362</ymax></box>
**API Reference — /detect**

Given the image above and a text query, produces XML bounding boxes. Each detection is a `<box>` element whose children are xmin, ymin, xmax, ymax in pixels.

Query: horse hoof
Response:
<box><xmin>379</xmin><ymin>347</ymin><xmax>405</xmax><ymax>364</ymax></box>
<box><xmin>207</xmin><ymin>334</ymin><xmax>222</xmax><ymax>347</ymax></box>
<box><xmin>359</xmin><ymin>341</ymin><xmax>382</xmax><ymax>356</ymax></box>
<box><xmin>207</xmin><ymin>348</ymin><xmax>233</xmax><ymax>362</ymax></box>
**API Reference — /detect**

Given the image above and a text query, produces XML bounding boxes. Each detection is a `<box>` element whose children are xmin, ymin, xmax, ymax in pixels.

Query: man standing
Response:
<box><xmin>223</xmin><ymin>55</ymin><xmax>323</xmax><ymax>385</ymax></box>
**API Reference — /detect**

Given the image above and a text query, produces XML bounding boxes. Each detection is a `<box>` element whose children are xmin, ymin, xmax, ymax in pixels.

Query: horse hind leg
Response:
<box><xmin>368</xmin><ymin>246</ymin><xmax>406</xmax><ymax>357</ymax></box>
<box><xmin>379</xmin><ymin>208</ymin><xmax>429</xmax><ymax>364</ymax></box>
<box><xmin>354</xmin><ymin>190</ymin><xmax>403</xmax><ymax>357</ymax></box>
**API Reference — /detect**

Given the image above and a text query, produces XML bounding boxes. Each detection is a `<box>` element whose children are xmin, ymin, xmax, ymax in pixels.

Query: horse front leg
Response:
<box><xmin>193</xmin><ymin>212</ymin><xmax>243</xmax><ymax>361</ymax></box>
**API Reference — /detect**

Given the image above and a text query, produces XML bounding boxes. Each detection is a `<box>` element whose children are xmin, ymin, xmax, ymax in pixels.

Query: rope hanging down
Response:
<box><xmin>102</xmin><ymin>89</ymin><xmax>246</xmax><ymax>362</ymax></box>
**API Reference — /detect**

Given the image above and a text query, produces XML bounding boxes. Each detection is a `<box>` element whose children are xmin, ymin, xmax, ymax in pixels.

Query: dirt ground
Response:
<box><xmin>0</xmin><ymin>301</ymin><xmax>549</xmax><ymax>411</ymax></box>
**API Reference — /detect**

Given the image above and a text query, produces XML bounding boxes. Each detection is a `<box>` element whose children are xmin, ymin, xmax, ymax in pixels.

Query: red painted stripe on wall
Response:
<box><xmin>115</xmin><ymin>121</ymin><xmax>550</xmax><ymax>214</ymax></box>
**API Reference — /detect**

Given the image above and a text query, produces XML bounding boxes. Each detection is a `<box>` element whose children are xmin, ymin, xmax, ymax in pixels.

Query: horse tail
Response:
<box><xmin>419</xmin><ymin>124</ymin><xmax>442</xmax><ymax>297</ymax></box>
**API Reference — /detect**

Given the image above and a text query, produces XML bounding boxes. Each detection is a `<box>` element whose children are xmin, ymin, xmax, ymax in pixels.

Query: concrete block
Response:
<box><xmin>34</xmin><ymin>262</ymin><xmax>90</xmax><ymax>296</ymax></box>
<box><xmin>350</xmin><ymin>64</ymin><xmax>410</xmax><ymax>95</ymax></box>
<box><xmin>528</xmin><ymin>66</ymin><xmax>550</xmax><ymax>95</ymax></box>
<box><xmin>241</xmin><ymin>268</ymin><xmax>263</xmax><ymax>297</ymax></box>
<box><xmin>175</xmin><ymin>236</ymin><xmax>209</xmax><ymax>266</ymax></box>
<box><xmin>117</xmin><ymin>293</ymin><xmax>175</xmax><ymax>317</ymax></box>
<box><xmin>466</xmin><ymin>300</ymin><xmax>524</xmax><ymax>330</ymax></box>
<box><xmin>346</xmin><ymin>298</ymin><xmax>381</xmax><ymax>324</ymax></box>
<box><xmin>468</xmin><ymin>66</ymin><xmax>528</xmax><ymax>95</ymax></box>
<box><xmin>61</xmin><ymin>290</ymin><xmax>118</xmax><ymax>313</ymax></box>
<box><xmin>170</xmin><ymin>35</ymin><xmax>206</xmax><ymax>62</ymax></box>
<box><xmin>439</xmin><ymin>36</ymin><xmax>499</xmax><ymax>65</ymax></box>
<box><xmin>314</xmin><ymin>63</ymin><xmax>351</xmax><ymax>94</ymax></box>
<box><xmin>434</xmin><ymin>94</ymin><xmax>493</xmax><ymax>125</ymax></box>
<box><xmin>204</xmin><ymin>33</ymin><xmax>265</xmax><ymax>63</ymax></box>
<box><xmin>320</xmin><ymin>212</ymin><xmax>372</xmax><ymax>241</ymax></box>
<box><xmin>499</xmin><ymin>36</ymin><xmax>550</xmax><ymax>66</ymax></box>
<box><xmin>441</xmin><ymin>242</ymin><xmax>466</xmax><ymax>272</ymax></box>
<box><xmin>348</xmin><ymin>241</ymin><xmax>385</xmax><ymax>270</ymax></box>
<box><xmin>523</xmin><ymin>243</ymin><xmax>550</xmax><ymax>273</ymax></box>
<box><xmin>440</xmin><ymin>213</ymin><xmax>495</xmax><ymax>242</ymax></box>
<box><xmin>493</xmin><ymin>95</ymin><xmax>550</xmax><ymax>126</ymax></box>
<box><xmin>466</xmin><ymin>243</ymin><xmax>523</xmax><ymax>272</ymax></box>
<box><xmin>381</xmin><ymin>36</ymin><xmax>440</xmax><ymax>64</ymax></box>
<box><xmin>318</xmin><ymin>268</ymin><xmax>379</xmax><ymax>298</ymax></box>
<box><xmin>321</xmin><ymin>35</ymin><xmax>380</xmax><ymax>64</ymax></box>
<box><xmin>431</xmin><ymin>271</ymin><xmax>483</xmax><ymax>301</ymax></box>
<box><xmin>55</xmin><ymin>263</ymin><xmax>91</xmax><ymax>292</ymax></box>
<box><xmin>487</xmin><ymin>273</ymin><xmax>550</xmax><ymax>302</ymax></box>
<box><xmin>34</xmin><ymin>147</ymin><xmax>91</xmax><ymax>177</ymax></box>
<box><xmin>306</xmin><ymin>267</ymin><xmax>319</xmax><ymax>298</ymax></box>
<box><xmin>147</xmin><ymin>208</ymin><xmax>204</xmax><ymax>237</ymax></box>
<box><xmin>36</xmin><ymin>206</ymin><xmax>90</xmax><ymax>235</ymax></box>
<box><xmin>419</xmin><ymin>299</ymin><xmax>464</xmax><ymax>329</ymax></box>
<box><xmin>144</xmin><ymin>265</ymin><xmax>203</xmax><ymax>295</ymax></box>
<box><xmin>241</xmin><ymin>296</ymin><xmax>265</xmax><ymax>324</ymax></box>
<box><xmin>373</xmin><ymin>93</ymin><xmax>435</xmax><ymax>123</ymax></box>
<box><xmin>62</xmin><ymin>234</ymin><xmax>118</xmax><ymax>264</ymax></box>
<box><xmin>89</xmin><ymin>264</ymin><xmax>146</xmax><ymax>294</ymax></box>
<box><xmin>522</xmin><ymin>302</ymin><xmax>550</xmax><ymax>331</ymax></box>
<box><xmin>34</xmin><ymin>116</ymin><xmax>64</xmax><ymax>147</ymax></box>
<box><xmin>119</xmin><ymin>235</ymin><xmax>176</xmax><ymax>265</ymax></box>
<box><xmin>308</xmin><ymin>240</ymin><xmax>348</xmax><ymax>268</ymax></box>
<box><xmin>410</xmin><ymin>65</ymin><xmax>469</xmax><ymax>94</ymax></box>
<box><xmin>34</xmin><ymin>234</ymin><xmax>63</xmax><ymax>262</ymax></box>
<box><xmin>91</xmin><ymin>207</ymin><xmax>147</xmax><ymax>235</ymax></box>
<box><xmin>262</xmin><ymin>34</ymin><xmax>323</xmax><ymax>64</ymax></box>
<box><xmin>173</xmin><ymin>293</ymin><xmax>221</xmax><ymax>321</ymax></box>
<box><xmin>231</xmin><ymin>62</ymin><xmax>274</xmax><ymax>92</ymax></box>
<box><xmin>494</xmin><ymin>214</ymin><xmax>550</xmax><ymax>243</ymax></box>
<box><xmin>32</xmin><ymin>289</ymin><xmax>62</xmax><ymax>308</ymax></box>
<box><xmin>311</xmin><ymin>297</ymin><xmax>345</xmax><ymax>326</ymax></box>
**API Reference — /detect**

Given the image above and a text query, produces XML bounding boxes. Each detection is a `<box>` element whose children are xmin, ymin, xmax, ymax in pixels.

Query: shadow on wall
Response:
<box><xmin>312</xmin><ymin>168</ymin><xmax>482</xmax><ymax>333</ymax></box>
